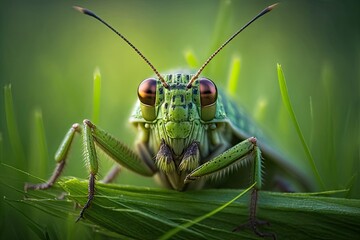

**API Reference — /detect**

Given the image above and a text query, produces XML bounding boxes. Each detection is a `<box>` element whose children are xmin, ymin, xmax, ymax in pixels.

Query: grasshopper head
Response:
<box><xmin>135</xmin><ymin>73</ymin><xmax>219</xmax><ymax>155</ymax></box>
<box><xmin>137</xmin><ymin>73</ymin><xmax>218</xmax><ymax>125</ymax></box>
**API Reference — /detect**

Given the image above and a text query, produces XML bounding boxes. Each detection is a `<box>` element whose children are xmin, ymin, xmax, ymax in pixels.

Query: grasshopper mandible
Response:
<box><xmin>25</xmin><ymin>3</ymin><xmax>311</xmax><ymax>239</ymax></box>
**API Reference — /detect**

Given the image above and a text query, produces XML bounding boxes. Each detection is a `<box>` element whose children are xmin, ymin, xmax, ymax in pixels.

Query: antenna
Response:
<box><xmin>73</xmin><ymin>6</ymin><xmax>169</xmax><ymax>88</ymax></box>
<box><xmin>187</xmin><ymin>3</ymin><xmax>278</xmax><ymax>88</ymax></box>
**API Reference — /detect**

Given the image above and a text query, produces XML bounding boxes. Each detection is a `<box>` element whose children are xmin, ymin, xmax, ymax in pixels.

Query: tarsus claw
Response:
<box><xmin>233</xmin><ymin>219</ymin><xmax>276</xmax><ymax>239</ymax></box>
<box><xmin>233</xmin><ymin>189</ymin><xmax>276</xmax><ymax>239</ymax></box>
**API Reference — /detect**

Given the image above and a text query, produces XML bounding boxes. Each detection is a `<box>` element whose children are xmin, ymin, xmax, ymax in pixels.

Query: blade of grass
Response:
<box><xmin>2</xmin><ymin>163</ymin><xmax>355</xmax><ymax>239</ymax></box>
<box><xmin>159</xmin><ymin>183</ymin><xmax>255</xmax><ymax>240</ymax></box>
<box><xmin>309</xmin><ymin>96</ymin><xmax>314</xmax><ymax>148</ymax></box>
<box><xmin>1</xmin><ymin>162</ymin><xmax>46</xmax><ymax>182</ymax></box>
<box><xmin>5</xmin><ymin>197</ymin><xmax>50</xmax><ymax>240</ymax></box>
<box><xmin>0</xmin><ymin>132</ymin><xmax>3</xmax><ymax>163</ymax></box>
<box><xmin>92</xmin><ymin>68</ymin><xmax>101</xmax><ymax>125</ymax></box>
<box><xmin>184</xmin><ymin>50</ymin><xmax>199</xmax><ymax>69</ymax></box>
<box><xmin>4</xmin><ymin>84</ymin><xmax>26</xmax><ymax>168</ymax></box>
<box><xmin>277</xmin><ymin>64</ymin><xmax>324</xmax><ymax>189</ymax></box>
<box><xmin>226</xmin><ymin>56</ymin><xmax>241</xmax><ymax>98</ymax></box>
<box><xmin>321</xmin><ymin>63</ymin><xmax>336</xmax><ymax>185</ymax></box>
<box><xmin>20</xmin><ymin>178</ymin><xmax>360</xmax><ymax>240</ymax></box>
<box><xmin>29</xmin><ymin>109</ymin><xmax>49</xmax><ymax>178</ymax></box>
<box><xmin>3</xmin><ymin>193</ymin><xmax>101</xmax><ymax>240</ymax></box>
<box><xmin>205</xmin><ymin>0</ymin><xmax>232</xmax><ymax>77</ymax></box>
<box><xmin>253</xmin><ymin>98</ymin><xmax>268</xmax><ymax>123</ymax></box>
<box><xmin>345</xmin><ymin>174</ymin><xmax>358</xmax><ymax>198</ymax></box>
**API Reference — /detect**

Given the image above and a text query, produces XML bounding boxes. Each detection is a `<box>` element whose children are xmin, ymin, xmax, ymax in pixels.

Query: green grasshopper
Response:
<box><xmin>25</xmin><ymin>3</ymin><xmax>312</xmax><ymax>239</ymax></box>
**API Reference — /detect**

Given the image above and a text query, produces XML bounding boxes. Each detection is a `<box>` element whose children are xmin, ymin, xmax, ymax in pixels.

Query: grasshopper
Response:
<box><xmin>25</xmin><ymin>3</ymin><xmax>312</xmax><ymax>239</ymax></box>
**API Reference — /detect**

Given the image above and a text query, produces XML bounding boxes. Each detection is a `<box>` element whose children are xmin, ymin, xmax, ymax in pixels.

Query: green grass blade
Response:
<box><xmin>208</xmin><ymin>0</ymin><xmax>232</xmax><ymax>53</ymax></box>
<box><xmin>345</xmin><ymin>174</ymin><xmax>358</xmax><ymax>198</ymax></box>
<box><xmin>226</xmin><ymin>56</ymin><xmax>241</xmax><ymax>98</ymax></box>
<box><xmin>1</xmin><ymin>162</ymin><xmax>47</xmax><ymax>183</ymax></box>
<box><xmin>277</xmin><ymin>64</ymin><xmax>325</xmax><ymax>189</ymax></box>
<box><xmin>29</xmin><ymin>109</ymin><xmax>49</xmax><ymax>178</ymax></box>
<box><xmin>0</xmin><ymin>132</ymin><xmax>3</xmax><ymax>163</ymax></box>
<box><xmin>205</xmin><ymin>0</ymin><xmax>232</xmax><ymax>77</ymax></box>
<box><xmin>4</xmin><ymin>198</ymin><xmax>50</xmax><ymax>240</ymax></box>
<box><xmin>20</xmin><ymin>178</ymin><xmax>360</xmax><ymax>240</ymax></box>
<box><xmin>159</xmin><ymin>183</ymin><xmax>255</xmax><ymax>240</ymax></box>
<box><xmin>321</xmin><ymin>63</ymin><xmax>336</xmax><ymax>185</ymax></box>
<box><xmin>184</xmin><ymin>50</ymin><xmax>199</xmax><ymax>68</ymax></box>
<box><xmin>4</xmin><ymin>84</ymin><xmax>26</xmax><ymax>168</ymax></box>
<box><xmin>253</xmin><ymin>98</ymin><xmax>268</xmax><ymax>123</ymax></box>
<box><xmin>309</xmin><ymin>95</ymin><xmax>314</xmax><ymax>147</ymax></box>
<box><xmin>92</xmin><ymin>68</ymin><xmax>101</xmax><ymax>125</ymax></box>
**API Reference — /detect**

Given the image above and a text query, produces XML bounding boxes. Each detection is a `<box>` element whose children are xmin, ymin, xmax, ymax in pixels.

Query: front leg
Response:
<box><xmin>25</xmin><ymin>119</ymin><xmax>156</xmax><ymax>221</ymax></box>
<box><xmin>25</xmin><ymin>123</ymin><xmax>80</xmax><ymax>190</ymax></box>
<box><xmin>76</xmin><ymin>120</ymin><xmax>98</xmax><ymax>221</ymax></box>
<box><xmin>185</xmin><ymin>137</ymin><xmax>275</xmax><ymax>239</ymax></box>
<box><xmin>78</xmin><ymin>120</ymin><xmax>156</xmax><ymax>221</ymax></box>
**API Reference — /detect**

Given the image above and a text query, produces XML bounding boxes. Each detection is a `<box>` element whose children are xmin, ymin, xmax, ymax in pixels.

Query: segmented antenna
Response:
<box><xmin>187</xmin><ymin>3</ymin><xmax>278</xmax><ymax>88</ymax></box>
<box><xmin>73</xmin><ymin>6</ymin><xmax>169</xmax><ymax>88</ymax></box>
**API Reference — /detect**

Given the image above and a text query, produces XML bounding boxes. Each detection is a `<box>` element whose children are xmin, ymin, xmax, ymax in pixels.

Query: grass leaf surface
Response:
<box><xmin>20</xmin><ymin>178</ymin><xmax>360</xmax><ymax>240</ymax></box>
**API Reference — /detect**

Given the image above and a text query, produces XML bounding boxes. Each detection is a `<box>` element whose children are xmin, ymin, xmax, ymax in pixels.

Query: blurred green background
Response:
<box><xmin>0</xmin><ymin>0</ymin><xmax>359</xmax><ymax>239</ymax></box>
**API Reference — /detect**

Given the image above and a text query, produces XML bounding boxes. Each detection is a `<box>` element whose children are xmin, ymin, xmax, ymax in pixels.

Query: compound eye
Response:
<box><xmin>199</xmin><ymin>78</ymin><xmax>217</xmax><ymax>106</ymax></box>
<box><xmin>138</xmin><ymin>78</ymin><xmax>157</xmax><ymax>106</ymax></box>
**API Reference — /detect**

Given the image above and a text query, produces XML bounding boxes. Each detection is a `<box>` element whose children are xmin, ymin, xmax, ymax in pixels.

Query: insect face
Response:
<box><xmin>135</xmin><ymin>73</ymin><xmax>220</xmax><ymax>157</ymax></box>
<box><xmin>137</xmin><ymin>74</ymin><xmax>218</xmax><ymax>124</ymax></box>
